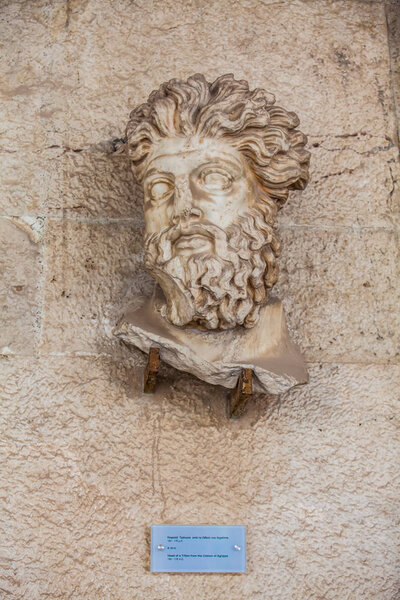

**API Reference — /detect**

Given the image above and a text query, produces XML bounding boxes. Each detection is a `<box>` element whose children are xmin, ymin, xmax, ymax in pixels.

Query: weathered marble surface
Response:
<box><xmin>118</xmin><ymin>72</ymin><xmax>310</xmax><ymax>385</ymax></box>
<box><xmin>0</xmin><ymin>1</ymin><xmax>399</xmax><ymax>599</ymax></box>
<box><xmin>114</xmin><ymin>288</ymin><xmax>308</xmax><ymax>394</ymax></box>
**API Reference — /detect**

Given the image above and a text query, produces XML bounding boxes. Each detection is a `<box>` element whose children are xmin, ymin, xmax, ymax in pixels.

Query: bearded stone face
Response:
<box><xmin>142</xmin><ymin>136</ymin><xmax>280</xmax><ymax>330</ymax></box>
<box><xmin>125</xmin><ymin>74</ymin><xmax>309</xmax><ymax>330</ymax></box>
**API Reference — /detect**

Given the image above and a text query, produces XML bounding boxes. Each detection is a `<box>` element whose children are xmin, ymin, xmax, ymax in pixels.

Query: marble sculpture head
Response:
<box><xmin>126</xmin><ymin>73</ymin><xmax>310</xmax><ymax>331</ymax></box>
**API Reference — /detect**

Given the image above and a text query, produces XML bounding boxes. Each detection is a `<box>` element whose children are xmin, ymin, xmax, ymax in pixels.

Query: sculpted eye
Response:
<box><xmin>199</xmin><ymin>168</ymin><xmax>233</xmax><ymax>191</ymax></box>
<box><xmin>149</xmin><ymin>180</ymin><xmax>173</xmax><ymax>202</ymax></box>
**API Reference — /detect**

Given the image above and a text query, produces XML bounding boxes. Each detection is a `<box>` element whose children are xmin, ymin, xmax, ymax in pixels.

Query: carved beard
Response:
<box><xmin>144</xmin><ymin>204</ymin><xmax>279</xmax><ymax>330</ymax></box>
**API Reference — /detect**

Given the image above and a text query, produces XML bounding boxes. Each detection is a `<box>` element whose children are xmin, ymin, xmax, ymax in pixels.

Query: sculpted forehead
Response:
<box><xmin>144</xmin><ymin>136</ymin><xmax>247</xmax><ymax>178</ymax></box>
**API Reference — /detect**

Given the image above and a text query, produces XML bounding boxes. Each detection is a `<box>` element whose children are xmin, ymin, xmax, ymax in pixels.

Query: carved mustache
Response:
<box><xmin>145</xmin><ymin>219</ymin><xmax>227</xmax><ymax>247</ymax></box>
<box><xmin>145</xmin><ymin>219</ymin><xmax>231</xmax><ymax>264</ymax></box>
<box><xmin>163</xmin><ymin>220</ymin><xmax>226</xmax><ymax>243</ymax></box>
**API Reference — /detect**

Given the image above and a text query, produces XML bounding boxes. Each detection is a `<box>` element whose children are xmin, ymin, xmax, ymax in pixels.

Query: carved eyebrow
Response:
<box><xmin>196</xmin><ymin>159</ymin><xmax>242</xmax><ymax>176</ymax></box>
<box><xmin>143</xmin><ymin>168</ymin><xmax>173</xmax><ymax>181</ymax></box>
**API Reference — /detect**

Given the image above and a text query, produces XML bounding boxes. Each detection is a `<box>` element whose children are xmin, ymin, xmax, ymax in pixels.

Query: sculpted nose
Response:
<box><xmin>172</xmin><ymin>175</ymin><xmax>196</xmax><ymax>223</ymax></box>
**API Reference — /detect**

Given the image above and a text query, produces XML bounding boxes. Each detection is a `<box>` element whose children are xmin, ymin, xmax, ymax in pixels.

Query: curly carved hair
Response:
<box><xmin>126</xmin><ymin>73</ymin><xmax>310</xmax><ymax>205</ymax></box>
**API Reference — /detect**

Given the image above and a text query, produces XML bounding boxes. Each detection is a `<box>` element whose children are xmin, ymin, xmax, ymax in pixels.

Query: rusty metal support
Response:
<box><xmin>143</xmin><ymin>347</ymin><xmax>160</xmax><ymax>393</ymax></box>
<box><xmin>228</xmin><ymin>368</ymin><xmax>253</xmax><ymax>417</ymax></box>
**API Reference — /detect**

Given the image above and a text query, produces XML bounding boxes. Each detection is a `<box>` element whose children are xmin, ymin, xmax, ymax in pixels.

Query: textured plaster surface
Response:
<box><xmin>0</xmin><ymin>1</ymin><xmax>399</xmax><ymax>599</ymax></box>
<box><xmin>0</xmin><ymin>358</ymin><xmax>399</xmax><ymax>599</ymax></box>
<box><xmin>0</xmin><ymin>218</ymin><xmax>43</xmax><ymax>355</ymax></box>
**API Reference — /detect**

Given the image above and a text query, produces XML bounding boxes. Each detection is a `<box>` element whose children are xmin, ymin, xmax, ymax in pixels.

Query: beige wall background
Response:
<box><xmin>1</xmin><ymin>1</ymin><xmax>400</xmax><ymax>598</ymax></box>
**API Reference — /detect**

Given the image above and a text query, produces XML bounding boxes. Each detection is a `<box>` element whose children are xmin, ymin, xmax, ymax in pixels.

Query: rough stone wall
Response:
<box><xmin>1</xmin><ymin>1</ymin><xmax>399</xmax><ymax>598</ymax></box>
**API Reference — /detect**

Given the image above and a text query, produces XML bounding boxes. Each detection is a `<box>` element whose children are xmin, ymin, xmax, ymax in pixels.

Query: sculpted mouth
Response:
<box><xmin>174</xmin><ymin>233</ymin><xmax>212</xmax><ymax>251</ymax></box>
<box><xmin>168</xmin><ymin>221</ymin><xmax>215</xmax><ymax>252</ymax></box>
